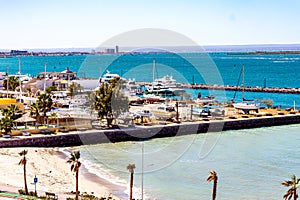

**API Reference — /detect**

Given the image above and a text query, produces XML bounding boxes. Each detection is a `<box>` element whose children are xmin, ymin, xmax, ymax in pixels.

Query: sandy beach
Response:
<box><xmin>0</xmin><ymin>148</ymin><xmax>126</xmax><ymax>200</ymax></box>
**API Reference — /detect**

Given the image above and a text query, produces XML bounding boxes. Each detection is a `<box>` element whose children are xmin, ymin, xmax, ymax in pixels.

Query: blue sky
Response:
<box><xmin>0</xmin><ymin>0</ymin><xmax>299</xmax><ymax>49</ymax></box>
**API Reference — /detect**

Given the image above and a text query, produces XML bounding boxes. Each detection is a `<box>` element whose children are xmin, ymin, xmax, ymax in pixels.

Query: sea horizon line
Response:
<box><xmin>1</xmin><ymin>43</ymin><xmax>300</xmax><ymax>53</ymax></box>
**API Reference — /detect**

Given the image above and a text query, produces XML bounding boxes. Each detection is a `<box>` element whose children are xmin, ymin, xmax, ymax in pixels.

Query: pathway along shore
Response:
<box><xmin>0</xmin><ymin>112</ymin><xmax>300</xmax><ymax>148</ymax></box>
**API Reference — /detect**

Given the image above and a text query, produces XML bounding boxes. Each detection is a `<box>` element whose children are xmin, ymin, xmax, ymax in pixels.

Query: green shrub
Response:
<box><xmin>29</xmin><ymin>191</ymin><xmax>37</xmax><ymax>196</ymax></box>
<box><xmin>18</xmin><ymin>189</ymin><xmax>26</xmax><ymax>195</ymax></box>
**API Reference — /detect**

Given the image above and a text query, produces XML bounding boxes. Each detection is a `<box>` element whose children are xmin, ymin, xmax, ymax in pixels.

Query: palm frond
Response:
<box><xmin>71</xmin><ymin>164</ymin><xmax>75</xmax><ymax>172</ymax></box>
<box><xmin>283</xmin><ymin>188</ymin><xmax>293</xmax><ymax>199</ymax></box>
<box><xmin>207</xmin><ymin>171</ymin><xmax>217</xmax><ymax>182</ymax></box>
<box><xmin>67</xmin><ymin>151</ymin><xmax>81</xmax><ymax>173</ymax></box>
<box><xmin>126</xmin><ymin>164</ymin><xmax>136</xmax><ymax>173</ymax></box>
<box><xmin>18</xmin><ymin>150</ymin><xmax>28</xmax><ymax>156</ymax></box>
<box><xmin>282</xmin><ymin>175</ymin><xmax>299</xmax><ymax>200</ymax></box>
<box><xmin>282</xmin><ymin>181</ymin><xmax>294</xmax><ymax>187</ymax></box>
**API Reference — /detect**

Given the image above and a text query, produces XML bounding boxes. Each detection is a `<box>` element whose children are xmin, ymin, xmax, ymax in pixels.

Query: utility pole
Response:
<box><xmin>141</xmin><ymin>143</ymin><xmax>144</xmax><ymax>200</ymax></box>
<box><xmin>43</xmin><ymin>62</ymin><xmax>47</xmax><ymax>93</ymax></box>
<box><xmin>176</xmin><ymin>101</ymin><xmax>179</xmax><ymax>122</ymax></box>
<box><xmin>190</xmin><ymin>104</ymin><xmax>193</xmax><ymax>121</ymax></box>
<box><xmin>6</xmin><ymin>65</ymin><xmax>8</xmax><ymax>98</ymax></box>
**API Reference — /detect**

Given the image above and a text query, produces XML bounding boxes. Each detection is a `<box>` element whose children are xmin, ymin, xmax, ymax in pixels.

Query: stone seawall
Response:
<box><xmin>1</xmin><ymin>114</ymin><xmax>299</xmax><ymax>148</ymax></box>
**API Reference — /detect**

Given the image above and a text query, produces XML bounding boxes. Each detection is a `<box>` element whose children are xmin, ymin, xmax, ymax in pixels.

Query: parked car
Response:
<box><xmin>40</xmin><ymin>129</ymin><xmax>54</xmax><ymax>135</ymax></box>
<box><xmin>2</xmin><ymin>134</ymin><xmax>11</xmax><ymax>138</ymax></box>
<box><xmin>22</xmin><ymin>131</ymin><xmax>31</xmax><ymax>136</ymax></box>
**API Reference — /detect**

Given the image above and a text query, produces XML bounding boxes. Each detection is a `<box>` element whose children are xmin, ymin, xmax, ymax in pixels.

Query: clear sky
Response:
<box><xmin>0</xmin><ymin>0</ymin><xmax>299</xmax><ymax>49</ymax></box>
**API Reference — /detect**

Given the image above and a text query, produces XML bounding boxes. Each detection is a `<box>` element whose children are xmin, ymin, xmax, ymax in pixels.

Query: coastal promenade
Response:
<box><xmin>0</xmin><ymin>112</ymin><xmax>299</xmax><ymax>148</ymax></box>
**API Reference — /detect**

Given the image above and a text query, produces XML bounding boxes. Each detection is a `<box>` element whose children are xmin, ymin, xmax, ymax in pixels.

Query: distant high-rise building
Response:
<box><xmin>115</xmin><ymin>45</ymin><xmax>119</xmax><ymax>54</ymax></box>
<box><xmin>10</xmin><ymin>50</ymin><xmax>28</xmax><ymax>56</ymax></box>
<box><xmin>104</xmin><ymin>48</ymin><xmax>115</xmax><ymax>54</ymax></box>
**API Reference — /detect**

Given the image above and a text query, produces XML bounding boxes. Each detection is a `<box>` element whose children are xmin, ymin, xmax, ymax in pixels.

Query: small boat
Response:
<box><xmin>9</xmin><ymin>57</ymin><xmax>32</xmax><ymax>84</ymax></box>
<box><xmin>233</xmin><ymin>100</ymin><xmax>260</xmax><ymax>113</ymax></box>
<box><xmin>195</xmin><ymin>95</ymin><xmax>216</xmax><ymax>104</ymax></box>
<box><xmin>9</xmin><ymin>73</ymin><xmax>31</xmax><ymax>83</ymax></box>
<box><xmin>150</xmin><ymin>103</ymin><xmax>177</xmax><ymax>120</ymax></box>
<box><xmin>233</xmin><ymin>65</ymin><xmax>260</xmax><ymax>114</ymax></box>
<box><xmin>134</xmin><ymin>110</ymin><xmax>153</xmax><ymax>118</ymax></box>
<box><xmin>99</xmin><ymin>70</ymin><xmax>120</xmax><ymax>84</ymax></box>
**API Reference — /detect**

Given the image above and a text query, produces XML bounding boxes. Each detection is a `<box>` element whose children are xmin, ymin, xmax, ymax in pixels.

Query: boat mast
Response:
<box><xmin>141</xmin><ymin>142</ymin><xmax>144</xmax><ymax>200</ymax></box>
<box><xmin>18</xmin><ymin>57</ymin><xmax>22</xmax><ymax>96</ymax></box>
<box><xmin>242</xmin><ymin>64</ymin><xmax>245</xmax><ymax>100</ymax></box>
<box><xmin>18</xmin><ymin>56</ymin><xmax>21</xmax><ymax>74</ymax></box>
<box><xmin>6</xmin><ymin>65</ymin><xmax>8</xmax><ymax>98</ymax></box>
<box><xmin>232</xmin><ymin>64</ymin><xmax>243</xmax><ymax>101</ymax></box>
<box><xmin>152</xmin><ymin>59</ymin><xmax>156</xmax><ymax>92</ymax></box>
<box><xmin>43</xmin><ymin>62</ymin><xmax>47</xmax><ymax>93</ymax></box>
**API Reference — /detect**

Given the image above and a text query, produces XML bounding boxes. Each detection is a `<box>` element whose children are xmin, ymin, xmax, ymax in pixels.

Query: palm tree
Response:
<box><xmin>1</xmin><ymin>108</ymin><xmax>10</xmax><ymax>118</ymax></box>
<box><xmin>68</xmin><ymin>82</ymin><xmax>83</xmax><ymax>97</ymax></box>
<box><xmin>0</xmin><ymin>117</ymin><xmax>13</xmax><ymax>135</ymax></box>
<box><xmin>7</xmin><ymin>104</ymin><xmax>22</xmax><ymax>120</ymax></box>
<box><xmin>45</xmin><ymin>86</ymin><xmax>58</xmax><ymax>94</ymax></box>
<box><xmin>37</xmin><ymin>93</ymin><xmax>53</xmax><ymax>124</ymax></box>
<box><xmin>282</xmin><ymin>174</ymin><xmax>300</xmax><ymax>200</ymax></box>
<box><xmin>95</xmin><ymin>77</ymin><xmax>128</xmax><ymax>127</ymax></box>
<box><xmin>3</xmin><ymin>76</ymin><xmax>19</xmax><ymax>91</ymax></box>
<box><xmin>126</xmin><ymin>163</ymin><xmax>135</xmax><ymax>200</ymax></box>
<box><xmin>49</xmin><ymin>112</ymin><xmax>58</xmax><ymax>127</ymax></box>
<box><xmin>1</xmin><ymin>105</ymin><xmax>18</xmax><ymax>134</ymax></box>
<box><xmin>67</xmin><ymin>151</ymin><xmax>81</xmax><ymax>200</ymax></box>
<box><xmin>26</xmin><ymin>88</ymin><xmax>32</xmax><ymax>97</ymax></box>
<box><xmin>207</xmin><ymin>171</ymin><xmax>218</xmax><ymax>200</ymax></box>
<box><xmin>18</xmin><ymin>150</ymin><xmax>29</xmax><ymax>195</ymax></box>
<box><xmin>30</xmin><ymin>102</ymin><xmax>40</xmax><ymax>124</ymax></box>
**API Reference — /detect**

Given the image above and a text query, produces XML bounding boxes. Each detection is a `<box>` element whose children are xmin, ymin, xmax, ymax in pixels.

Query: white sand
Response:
<box><xmin>0</xmin><ymin>148</ymin><xmax>126</xmax><ymax>199</ymax></box>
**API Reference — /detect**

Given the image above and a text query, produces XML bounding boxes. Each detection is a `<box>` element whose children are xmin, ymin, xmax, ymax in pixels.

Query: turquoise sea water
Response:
<box><xmin>0</xmin><ymin>53</ymin><xmax>299</xmax><ymax>108</ymax></box>
<box><xmin>0</xmin><ymin>53</ymin><xmax>299</xmax><ymax>199</ymax></box>
<box><xmin>76</xmin><ymin>124</ymin><xmax>300</xmax><ymax>200</ymax></box>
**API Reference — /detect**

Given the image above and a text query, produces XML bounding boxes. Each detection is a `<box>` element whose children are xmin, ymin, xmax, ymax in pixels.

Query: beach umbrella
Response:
<box><xmin>14</xmin><ymin>114</ymin><xmax>36</xmax><ymax>129</ymax></box>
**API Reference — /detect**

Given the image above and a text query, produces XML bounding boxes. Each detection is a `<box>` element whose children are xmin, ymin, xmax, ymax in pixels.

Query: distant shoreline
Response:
<box><xmin>1</xmin><ymin>44</ymin><xmax>300</xmax><ymax>55</ymax></box>
<box><xmin>227</xmin><ymin>51</ymin><xmax>300</xmax><ymax>55</ymax></box>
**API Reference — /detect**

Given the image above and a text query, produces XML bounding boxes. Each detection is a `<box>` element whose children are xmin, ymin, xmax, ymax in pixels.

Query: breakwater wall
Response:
<box><xmin>1</xmin><ymin>114</ymin><xmax>300</xmax><ymax>148</ymax></box>
<box><xmin>184</xmin><ymin>84</ymin><xmax>300</xmax><ymax>94</ymax></box>
<box><xmin>138</xmin><ymin>81</ymin><xmax>300</xmax><ymax>94</ymax></box>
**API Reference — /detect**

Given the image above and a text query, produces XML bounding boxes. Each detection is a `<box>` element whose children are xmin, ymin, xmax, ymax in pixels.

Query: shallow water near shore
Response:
<box><xmin>75</xmin><ymin>124</ymin><xmax>300</xmax><ymax>199</ymax></box>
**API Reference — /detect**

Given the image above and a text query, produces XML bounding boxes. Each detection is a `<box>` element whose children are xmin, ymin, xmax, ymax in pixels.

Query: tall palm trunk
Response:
<box><xmin>207</xmin><ymin>171</ymin><xmax>218</xmax><ymax>200</ymax></box>
<box><xmin>294</xmin><ymin>187</ymin><xmax>297</xmax><ymax>200</ymax></box>
<box><xmin>44</xmin><ymin>112</ymin><xmax>47</xmax><ymax>125</ymax></box>
<box><xmin>129</xmin><ymin>172</ymin><xmax>133</xmax><ymax>200</ymax></box>
<box><xmin>126</xmin><ymin>163</ymin><xmax>135</xmax><ymax>200</ymax></box>
<box><xmin>75</xmin><ymin>170</ymin><xmax>79</xmax><ymax>200</ymax></box>
<box><xmin>212</xmin><ymin>177</ymin><xmax>217</xmax><ymax>200</ymax></box>
<box><xmin>23</xmin><ymin>163</ymin><xmax>28</xmax><ymax>195</ymax></box>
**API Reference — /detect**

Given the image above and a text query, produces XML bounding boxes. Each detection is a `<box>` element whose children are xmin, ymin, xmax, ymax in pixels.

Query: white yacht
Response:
<box><xmin>99</xmin><ymin>71</ymin><xmax>120</xmax><ymax>84</ymax></box>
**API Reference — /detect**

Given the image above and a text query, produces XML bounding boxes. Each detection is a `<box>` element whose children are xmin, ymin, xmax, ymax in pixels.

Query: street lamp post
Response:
<box><xmin>34</xmin><ymin>175</ymin><xmax>38</xmax><ymax>196</ymax></box>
